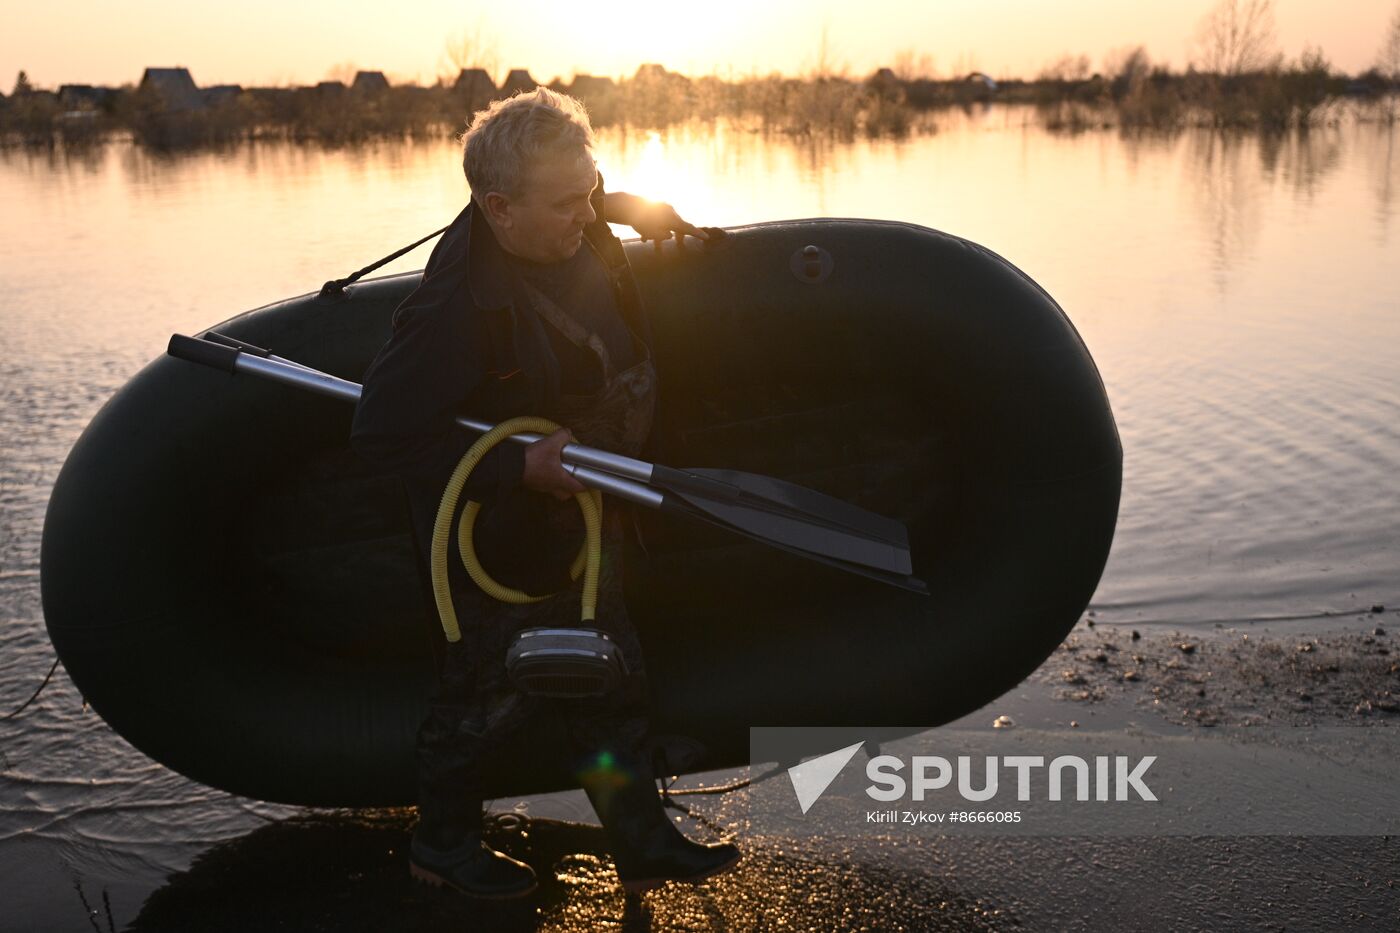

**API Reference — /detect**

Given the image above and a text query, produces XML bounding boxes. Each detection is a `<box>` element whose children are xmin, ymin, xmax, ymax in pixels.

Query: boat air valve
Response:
<box><xmin>791</xmin><ymin>243</ymin><xmax>833</xmax><ymax>283</ymax></box>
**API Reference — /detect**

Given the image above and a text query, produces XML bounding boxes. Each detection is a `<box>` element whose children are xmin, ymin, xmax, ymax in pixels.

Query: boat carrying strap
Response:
<box><xmin>319</xmin><ymin>225</ymin><xmax>450</xmax><ymax>300</ymax></box>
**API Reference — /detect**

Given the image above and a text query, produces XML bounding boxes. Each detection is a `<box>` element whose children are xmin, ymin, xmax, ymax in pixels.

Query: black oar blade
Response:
<box><xmin>663</xmin><ymin>496</ymin><xmax>928</xmax><ymax>595</ymax></box>
<box><xmin>650</xmin><ymin>464</ymin><xmax>913</xmax><ymax>573</ymax></box>
<box><xmin>669</xmin><ymin>488</ymin><xmax>914</xmax><ymax>575</ymax></box>
<box><xmin>682</xmin><ymin>467</ymin><xmax>910</xmax><ymax>547</ymax></box>
<box><xmin>651</xmin><ymin>464</ymin><xmax>915</xmax><ymax>576</ymax></box>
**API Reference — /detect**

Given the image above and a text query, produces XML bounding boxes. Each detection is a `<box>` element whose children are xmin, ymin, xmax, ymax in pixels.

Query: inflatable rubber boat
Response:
<box><xmin>40</xmin><ymin>219</ymin><xmax>1121</xmax><ymax>806</ymax></box>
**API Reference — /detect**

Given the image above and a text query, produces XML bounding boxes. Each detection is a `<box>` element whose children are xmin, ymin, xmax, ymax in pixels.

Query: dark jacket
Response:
<box><xmin>350</xmin><ymin>174</ymin><xmax>653</xmax><ymax>592</ymax></box>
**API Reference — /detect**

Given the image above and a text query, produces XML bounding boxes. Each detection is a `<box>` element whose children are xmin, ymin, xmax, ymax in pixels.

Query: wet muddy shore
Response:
<box><xmin>1029</xmin><ymin>613</ymin><xmax>1398</xmax><ymax>729</ymax></box>
<box><xmin>119</xmin><ymin>809</ymin><xmax>1397</xmax><ymax>932</ymax></box>
<box><xmin>107</xmin><ymin>618</ymin><xmax>1400</xmax><ymax>933</ymax></box>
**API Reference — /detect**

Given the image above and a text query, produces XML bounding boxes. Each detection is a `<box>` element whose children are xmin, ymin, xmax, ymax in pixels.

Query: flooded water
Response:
<box><xmin>2</xmin><ymin>108</ymin><xmax>1398</xmax><ymax>929</ymax></box>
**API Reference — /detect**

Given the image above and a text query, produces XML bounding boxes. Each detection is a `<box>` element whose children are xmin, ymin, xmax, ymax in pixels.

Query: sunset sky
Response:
<box><xmin>3</xmin><ymin>0</ymin><xmax>1393</xmax><ymax>89</ymax></box>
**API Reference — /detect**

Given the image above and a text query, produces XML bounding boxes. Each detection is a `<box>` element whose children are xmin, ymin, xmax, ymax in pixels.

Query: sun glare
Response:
<box><xmin>598</xmin><ymin>129</ymin><xmax>714</xmax><ymax>230</ymax></box>
<box><xmin>628</xmin><ymin>132</ymin><xmax>670</xmax><ymax>194</ymax></box>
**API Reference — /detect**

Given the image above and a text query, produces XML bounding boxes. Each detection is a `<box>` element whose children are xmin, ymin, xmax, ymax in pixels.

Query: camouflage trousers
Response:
<box><xmin>415</xmin><ymin>511</ymin><xmax>651</xmax><ymax>821</ymax></box>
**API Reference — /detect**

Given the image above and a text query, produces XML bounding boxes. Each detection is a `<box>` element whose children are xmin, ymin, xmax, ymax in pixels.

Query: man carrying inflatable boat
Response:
<box><xmin>350</xmin><ymin>87</ymin><xmax>741</xmax><ymax>899</ymax></box>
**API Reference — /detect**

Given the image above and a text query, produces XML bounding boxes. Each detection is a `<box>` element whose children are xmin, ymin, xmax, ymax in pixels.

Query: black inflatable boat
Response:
<box><xmin>40</xmin><ymin>219</ymin><xmax>1121</xmax><ymax>806</ymax></box>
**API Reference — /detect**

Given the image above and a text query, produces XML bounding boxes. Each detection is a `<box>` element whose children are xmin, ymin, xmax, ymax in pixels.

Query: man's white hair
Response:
<box><xmin>460</xmin><ymin>86</ymin><xmax>596</xmax><ymax>201</ymax></box>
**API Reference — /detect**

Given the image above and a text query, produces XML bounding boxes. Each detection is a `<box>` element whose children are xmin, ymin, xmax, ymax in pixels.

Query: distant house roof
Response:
<box><xmin>865</xmin><ymin>68</ymin><xmax>903</xmax><ymax>99</ymax></box>
<box><xmin>569</xmin><ymin>74</ymin><xmax>616</xmax><ymax>99</ymax></box>
<box><xmin>453</xmin><ymin>68</ymin><xmax>495</xmax><ymax>95</ymax></box>
<box><xmin>501</xmin><ymin>69</ymin><xmax>538</xmax><ymax>96</ymax></box>
<box><xmin>58</xmin><ymin>84</ymin><xmax>112</xmax><ymax>108</ymax></box>
<box><xmin>140</xmin><ymin>68</ymin><xmax>204</xmax><ymax>110</ymax></box>
<box><xmin>244</xmin><ymin>86</ymin><xmax>293</xmax><ymax>107</ymax></box>
<box><xmin>632</xmin><ymin>63</ymin><xmax>691</xmax><ymax>89</ymax></box>
<box><xmin>352</xmin><ymin>71</ymin><xmax>390</xmax><ymax>93</ymax></box>
<box><xmin>314</xmin><ymin>80</ymin><xmax>347</xmax><ymax>95</ymax></box>
<box><xmin>201</xmin><ymin>85</ymin><xmax>242</xmax><ymax>106</ymax></box>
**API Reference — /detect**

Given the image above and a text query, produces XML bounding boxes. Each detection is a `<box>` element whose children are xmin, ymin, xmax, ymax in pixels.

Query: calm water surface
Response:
<box><xmin>2</xmin><ymin>109</ymin><xmax>1398</xmax><ymax>927</ymax></box>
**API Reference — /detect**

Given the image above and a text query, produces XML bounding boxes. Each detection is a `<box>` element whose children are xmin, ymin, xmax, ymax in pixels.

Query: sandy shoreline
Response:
<box><xmin>1025</xmin><ymin>612</ymin><xmax>1398</xmax><ymax>730</ymax></box>
<box><xmin>106</xmin><ymin>617</ymin><xmax>1400</xmax><ymax>932</ymax></box>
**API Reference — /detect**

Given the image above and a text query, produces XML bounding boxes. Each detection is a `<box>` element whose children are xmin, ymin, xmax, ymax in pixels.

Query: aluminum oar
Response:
<box><xmin>170</xmin><ymin>332</ymin><xmax>927</xmax><ymax>594</ymax></box>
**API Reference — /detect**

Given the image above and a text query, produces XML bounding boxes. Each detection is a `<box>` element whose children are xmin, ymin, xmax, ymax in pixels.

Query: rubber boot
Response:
<box><xmin>578</xmin><ymin>746</ymin><xmax>742</xmax><ymax>893</ymax></box>
<box><xmin>410</xmin><ymin>751</ymin><xmax>537</xmax><ymax>899</ymax></box>
<box><xmin>410</xmin><ymin>796</ymin><xmax>537</xmax><ymax>899</ymax></box>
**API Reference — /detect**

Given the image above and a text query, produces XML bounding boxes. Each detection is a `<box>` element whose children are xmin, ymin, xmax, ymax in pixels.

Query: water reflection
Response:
<box><xmin>1186</xmin><ymin>130</ymin><xmax>1268</xmax><ymax>293</ymax></box>
<box><xmin>118</xmin><ymin>810</ymin><xmax>1009</xmax><ymax>932</ymax></box>
<box><xmin>1257</xmin><ymin>126</ymin><xmax>1343</xmax><ymax>200</ymax></box>
<box><xmin>1113</xmin><ymin>126</ymin><xmax>1178</xmax><ymax>178</ymax></box>
<box><xmin>1</xmin><ymin>108</ymin><xmax>1396</xmax><ymax>623</ymax></box>
<box><xmin>1367</xmin><ymin>125</ymin><xmax>1397</xmax><ymax>240</ymax></box>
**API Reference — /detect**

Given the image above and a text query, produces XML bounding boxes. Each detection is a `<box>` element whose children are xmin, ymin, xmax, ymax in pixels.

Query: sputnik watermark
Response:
<box><xmin>867</xmin><ymin>752</ymin><xmax>1157</xmax><ymax>802</ymax></box>
<box><xmin>752</xmin><ymin>726</ymin><xmax>1400</xmax><ymax>836</ymax></box>
<box><xmin>788</xmin><ymin>741</ymin><xmax>1156</xmax><ymax>814</ymax></box>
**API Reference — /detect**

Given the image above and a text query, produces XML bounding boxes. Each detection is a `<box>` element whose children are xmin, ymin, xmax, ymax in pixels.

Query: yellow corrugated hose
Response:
<box><xmin>430</xmin><ymin>416</ymin><xmax>602</xmax><ymax>643</ymax></box>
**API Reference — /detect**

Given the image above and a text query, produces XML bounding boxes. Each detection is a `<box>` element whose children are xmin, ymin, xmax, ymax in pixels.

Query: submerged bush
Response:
<box><xmin>0</xmin><ymin>56</ymin><xmax>1376</xmax><ymax>150</ymax></box>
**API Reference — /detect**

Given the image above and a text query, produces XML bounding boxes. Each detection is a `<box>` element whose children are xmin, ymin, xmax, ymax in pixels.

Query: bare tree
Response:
<box><xmin>1037</xmin><ymin>53</ymin><xmax>1092</xmax><ymax>83</ymax></box>
<box><xmin>807</xmin><ymin>22</ymin><xmax>850</xmax><ymax>80</ymax></box>
<box><xmin>951</xmin><ymin>51</ymin><xmax>983</xmax><ymax>79</ymax></box>
<box><xmin>323</xmin><ymin>62</ymin><xmax>358</xmax><ymax>85</ymax></box>
<box><xmin>441</xmin><ymin>25</ymin><xmax>500</xmax><ymax>85</ymax></box>
<box><xmin>1193</xmin><ymin>0</ymin><xmax>1279</xmax><ymax>75</ymax></box>
<box><xmin>892</xmin><ymin>48</ymin><xmax>936</xmax><ymax>82</ymax></box>
<box><xmin>1105</xmin><ymin>46</ymin><xmax>1152</xmax><ymax>85</ymax></box>
<box><xmin>1378</xmin><ymin>3</ymin><xmax>1400</xmax><ymax>82</ymax></box>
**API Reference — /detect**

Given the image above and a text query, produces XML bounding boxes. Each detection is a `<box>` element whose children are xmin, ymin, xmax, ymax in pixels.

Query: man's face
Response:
<box><xmin>498</xmin><ymin>153</ymin><xmax>598</xmax><ymax>264</ymax></box>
